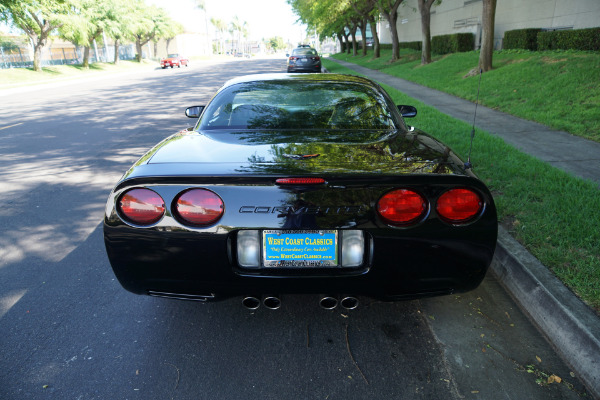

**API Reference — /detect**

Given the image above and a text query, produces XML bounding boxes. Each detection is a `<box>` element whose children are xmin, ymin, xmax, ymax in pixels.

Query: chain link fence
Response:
<box><xmin>1</xmin><ymin>44</ymin><xmax>137</xmax><ymax>69</ymax></box>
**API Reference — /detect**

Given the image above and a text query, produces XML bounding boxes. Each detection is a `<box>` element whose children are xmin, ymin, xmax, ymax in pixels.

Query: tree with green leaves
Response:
<box><xmin>350</xmin><ymin>0</ymin><xmax>380</xmax><ymax>58</ymax></box>
<box><xmin>59</xmin><ymin>0</ymin><xmax>122</xmax><ymax>68</ymax></box>
<box><xmin>287</xmin><ymin>0</ymin><xmax>339</xmax><ymax>51</ymax></box>
<box><xmin>0</xmin><ymin>0</ymin><xmax>74</xmax><ymax>71</ymax></box>
<box><xmin>129</xmin><ymin>1</ymin><xmax>173</xmax><ymax>62</ymax></box>
<box><xmin>101</xmin><ymin>0</ymin><xmax>136</xmax><ymax>64</ymax></box>
<box><xmin>211</xmin><ymin>17</ymin><xmax>227</xmax><ymax>54</ymax></box>
<box><xmin>266</xmin><ymin>36</ymin><xmax>285</xmax><ymax>52</ymax></box>
<box><xmin>194</xmin><ymin>0</ymin><xmax>210</xmax><ymax>55</ymax></box>
<box><xmin>230</xmin><ymin>15</ymin><xmax>247</xmax><ymax>55</ymax></box>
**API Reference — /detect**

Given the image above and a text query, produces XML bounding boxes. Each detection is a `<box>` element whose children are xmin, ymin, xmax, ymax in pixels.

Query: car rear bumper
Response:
<box><xmin>104</xmin><ymin>223</ymin><xmax>495</xmax><ymax>301</ymax></box>
<box><xmin>287</xmin><ymin>65</ymin><xmax>322</xmax><ymax>73</ymax></box>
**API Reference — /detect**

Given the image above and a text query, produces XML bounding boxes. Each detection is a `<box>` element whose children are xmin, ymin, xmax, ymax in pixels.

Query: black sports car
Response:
<box><xmin>103</xmin><ymin>73</ymin><xmax>497</xmax><ymax>309</ymax></box>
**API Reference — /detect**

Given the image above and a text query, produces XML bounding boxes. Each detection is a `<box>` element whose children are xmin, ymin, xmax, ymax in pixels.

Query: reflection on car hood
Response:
<box><xmin>126</xmin><ymin>129</ymin><xmax>468</xmax><ymax>178</ymax></box>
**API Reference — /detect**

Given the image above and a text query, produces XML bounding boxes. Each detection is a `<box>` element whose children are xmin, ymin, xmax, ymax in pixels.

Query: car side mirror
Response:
<box><xmin>185</xmin><ymin>106</ymin><xmax>205</xmax><ymax>118</ymax></box>
<box><xmin>286</xmin><ymin>53</ymin><xmax>289</xmax><ymax>57</ymax></box>
<box><xmin>397</xmin><ymin>105</ymin><xmax>417</xmax><ymax>118</ymax></box>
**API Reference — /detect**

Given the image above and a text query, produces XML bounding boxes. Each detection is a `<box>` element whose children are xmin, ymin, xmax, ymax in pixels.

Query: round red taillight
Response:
<box><xmin>175</xmin><ymin>189</ymin><xmax>224</xmax><ymax>226</ymax></box>
<box><xmin>118</xmin><ymin>188</ymin><xmax>165</xmax><ymax>225</ymax></box>
<box><xmin>377</xmin><ymin>189</ymin><xmax>427</xmax><ymax>226</ymax></box>
<box><xmin>436</xmin><ymin>188</ymin><xmax>483</xmax><ymax>223</ymax></box>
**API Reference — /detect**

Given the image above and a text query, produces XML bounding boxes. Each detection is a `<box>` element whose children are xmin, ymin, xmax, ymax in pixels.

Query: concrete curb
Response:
<box><xmin>492</xmin><ymin>227</ymin><xmax>600</xmax><ymax>398</ymax></box>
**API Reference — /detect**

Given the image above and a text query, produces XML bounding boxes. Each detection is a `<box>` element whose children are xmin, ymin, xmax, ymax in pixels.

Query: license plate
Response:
<box><xmin>263</xmin><ymin>230</ymin><xmax>337</xmax><ymax>267</ymax></box>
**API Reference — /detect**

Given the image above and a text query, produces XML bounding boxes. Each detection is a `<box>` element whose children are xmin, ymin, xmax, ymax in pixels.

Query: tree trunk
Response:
<box><xmin>342</xmin><ymin>29</ymin><xmax>350</xmax><ymax>54</ymax></box>
<box><xmin>336</xmin><ymin>32</ymin><xmax>345</xmax><ymax>53</ymax></box>
<box><xmin>358</xmin><ymin>19</ymin><xmax>367</xmax><ymax>56</ymax></box>
<box><xmin>479</xmin><ymin>0</ymin><xmax>497</xmax><ymax>72</ymax></box>
<box><xmin>135</xmin><ymin>38</ymin><xmax>143</xmax><ymax>62</ymax></box>
<box><xmin>418</xmin><ymin>0</ymin><xmax>434</xmax><ymax>64</ymax></box>
<box><xmin>349</xmin><ymin>24</ymin><xmax>358</xmax><ymax>56</ymax></box>
<box><xmin>33</xmin><ymin>42</ymin><xmax>43</xmax><ymax>71</ymax></box>
<box><xmin>368</xmin><ymin>15</ymin><xmax>380</xmax><ymax>59</ymax></box>
<box><xmin>83</xmin><ymin>46</ymin><xmax>90</xmax><ymax>68</ymax></box>
<box><xmin>113</xmin><ymin>39</ymin><xmax>120</xmax><ymax>64</ymax></box>
<box><xmin>389</xmin><ymin>13</ymin><xmax>400</xmax><ymax>61</ymax></box>
<box><xmin>377</xmin><ymin>0</ymin><xmax>403</xmax><ymax>62</ymax></box>
<box><xmin>30</xmin><ymin>30</ymin><xmax>49</xmax><ymax>72</ymax></box>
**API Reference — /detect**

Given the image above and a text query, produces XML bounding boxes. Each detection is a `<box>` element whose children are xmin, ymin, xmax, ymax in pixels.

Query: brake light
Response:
<box><xmin>311</xmin><ymin>56</ymin><xmax>320</xmax><ymax>61</ymax></box>
<box><xmin>118</xmin><ymin>188</ymin><xmax>165</xmax><ymax>225</ymax></box>
<box><xmin>436</xmin><ymin>188</ymin><xmax>482</xmax><ymax>223</ymax></box>
<box><xmin>289</xmin><ymin>56</ymin><xmax>298</xmax><ymax>61</ymax></box>
<box><xmin>276</xmin><ymin>177</ymin><xmax>325</xmax><ymax>185</ymax></box>
<box><xmin>175</xmin><ymin>189</ymin><xmax>224</xmax><ymax>226</ymax></box>
<box><xmin>377</xmin><ymin>189</ymin><xmax>427</xmax><ymax>225</ymax></box>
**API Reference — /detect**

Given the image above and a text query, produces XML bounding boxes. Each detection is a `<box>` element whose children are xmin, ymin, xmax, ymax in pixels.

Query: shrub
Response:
<box><xmin>431</xmin><ymin>33</ymin><xmax>474</xmax><ymax>54</ymax></box>
<box><xmin>503</xmin><ymin>28</ymin><xmax>542</xmax><ymax>50</ymax></box>
<box><xmin>538</xmin><ymin>27</ymin><xmax>600</xmax><ymax>51</ymax></box>
<box><xmin>400</xmin><ymin>41</ymin><xmax>422</xmax><ymax>51</ymax></box>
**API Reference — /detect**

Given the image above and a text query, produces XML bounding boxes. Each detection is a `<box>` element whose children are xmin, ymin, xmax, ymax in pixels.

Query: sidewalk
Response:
<box><xmin>328</xmin><ymin>58</ymin><xmax>600</xmax><ymax>398</ymax></box>
<box><xmin>331</xmin><ymin>59</ymin><xmax>600</xmax><ymax>187</ymax></box>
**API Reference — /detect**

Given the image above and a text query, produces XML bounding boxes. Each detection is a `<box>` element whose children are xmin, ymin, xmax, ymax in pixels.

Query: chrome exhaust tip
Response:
<box><xmin>242</xmin><ymin>296</ymin><xmax>261</xmax><ymax>310</ymax></box>
<box><xmin>263</xmin><ymin>295</ymin><xmax>281</xmax><ymax>310</ymax></box>
<box><xmin>340</xmin><ymin>296</ymin><xmax>359</xmax><ymax>310</ymax></box>
<box><xmin>319</xmin><ymin>295</ymin><xmax>338</xmax><ymax>310</ymax></box>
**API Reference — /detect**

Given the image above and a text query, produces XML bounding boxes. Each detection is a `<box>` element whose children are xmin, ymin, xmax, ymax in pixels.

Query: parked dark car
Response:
<box><xmin>287</xmin><ymin>47</ymin><xmax>321</xmax><ymax>73</ymax></box>
<box><xmin>103</xmin><ymin>73</ymin><xmax>497</xmax><ymax>309</ymax></box>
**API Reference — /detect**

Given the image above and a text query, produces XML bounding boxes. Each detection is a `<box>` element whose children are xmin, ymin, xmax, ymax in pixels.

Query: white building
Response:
<box><xmin>379</xmin><ymin>0</ymin><xmax>600</xmax><ymax>49</ymax></box>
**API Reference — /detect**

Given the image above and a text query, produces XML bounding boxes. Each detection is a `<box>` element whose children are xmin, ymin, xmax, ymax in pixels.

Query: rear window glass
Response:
<box><xmin>292</xmin><ymin>48</ymin><xmax>317</xmax><ymax>56</ymax></box>
<box><xmin>199</xmin><ymin>80</ymin><xmax>397</xmax><ymax>130</ymax></box>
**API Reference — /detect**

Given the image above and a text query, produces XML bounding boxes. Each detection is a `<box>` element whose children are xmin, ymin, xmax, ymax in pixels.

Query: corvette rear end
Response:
<box><xmin>103</xmin><ymin>73</ymin><xmax>497</xmax><ymax>305</ymax></box>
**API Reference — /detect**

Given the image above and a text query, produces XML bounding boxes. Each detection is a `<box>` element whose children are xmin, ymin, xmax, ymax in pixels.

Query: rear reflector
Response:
<box><xmin>118</xmin><ymin>188</ymin><xmax>165</xmax><ymax>225</ymax></box>
<box><xmin>276</xmin><ymin>178</ymin><xmax>325</xmax><ymax>185</ymax></box>
<box><xmin>377</xmin><ymin>189</ymin><xmax>427</xmax><ymax>226</ymax></box>
<box><xmin>175</xmin><ymin>189</ymin><xmax>224</xmax><ymax>226</ymax></box>
<box><xmin>436</xmin><ymin>188</ymin><xmax>482</xmax><ymax>223</ymax></box>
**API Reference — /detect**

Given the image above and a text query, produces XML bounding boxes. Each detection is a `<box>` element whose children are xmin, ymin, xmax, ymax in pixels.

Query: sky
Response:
<box><xmin>149</xmin><ymin>0</ymin><xmax>308</xmax><ymax>43</ymax></box>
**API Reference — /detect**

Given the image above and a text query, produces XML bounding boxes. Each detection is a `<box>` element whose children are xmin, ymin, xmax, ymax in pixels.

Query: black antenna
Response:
<box><xmin>464</xmin><ymin>68</ymin><xmax>482</xmax><ymax>170</ymax></box>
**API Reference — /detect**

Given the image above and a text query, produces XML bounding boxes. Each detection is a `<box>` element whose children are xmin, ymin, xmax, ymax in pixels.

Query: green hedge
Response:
<box><xmin>503</xmin><ymin>28</ymin><xmax>542</xmax><ymax>50</ymax></box>
<box><xmin>400</xmin><ymin>41</ymin><xmax>422</xmax><ymax>51</ymax></box>
<box><xmin>380</xmin><ymin>42</ymin><xmax>423</xmax><ymax>51</ymax></box>
<box><xmin>431</xmin><ymin>33</ymin><xmax>474</xmax><ymax>54</ymax></box>
<box><xmin>537</xmin><ymin>27</ymin><xmax>600</xmax><ymax>51</ymax></box>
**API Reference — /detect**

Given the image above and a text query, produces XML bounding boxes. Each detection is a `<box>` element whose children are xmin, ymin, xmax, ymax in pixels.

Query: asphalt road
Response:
<box><xmin>0</xmin><ymin>57</ymin><xmax>590</xmax><ymax>399</ymax></box>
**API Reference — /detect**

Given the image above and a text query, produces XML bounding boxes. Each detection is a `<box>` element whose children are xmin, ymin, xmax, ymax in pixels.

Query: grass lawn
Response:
<box><xmin>0</xmin><ymin>59</ymin><xmax>157</xmax><ymax>88</ymax></box>
<box><xmin>323</xmin><ymin>58</ymin><xmax>600</xmax><ymax>313</ymax></box>
<box><xmin>332</xmin><ymin>49</ymin><xmax>600</xmax><ymax>142</ymax></box>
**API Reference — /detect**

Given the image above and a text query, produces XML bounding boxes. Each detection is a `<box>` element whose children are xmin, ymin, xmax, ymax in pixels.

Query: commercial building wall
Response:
<box><xmin>379</xmin><ymin>0</ymin><xmax>600</xmax><ymax>49</ymax></box>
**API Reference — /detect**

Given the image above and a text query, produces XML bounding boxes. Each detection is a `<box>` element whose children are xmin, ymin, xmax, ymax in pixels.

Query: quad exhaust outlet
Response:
<box><xmin>242</xmin><ymin>295</ymin><xmax>358</xmax><ymax>310</ymax></box>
